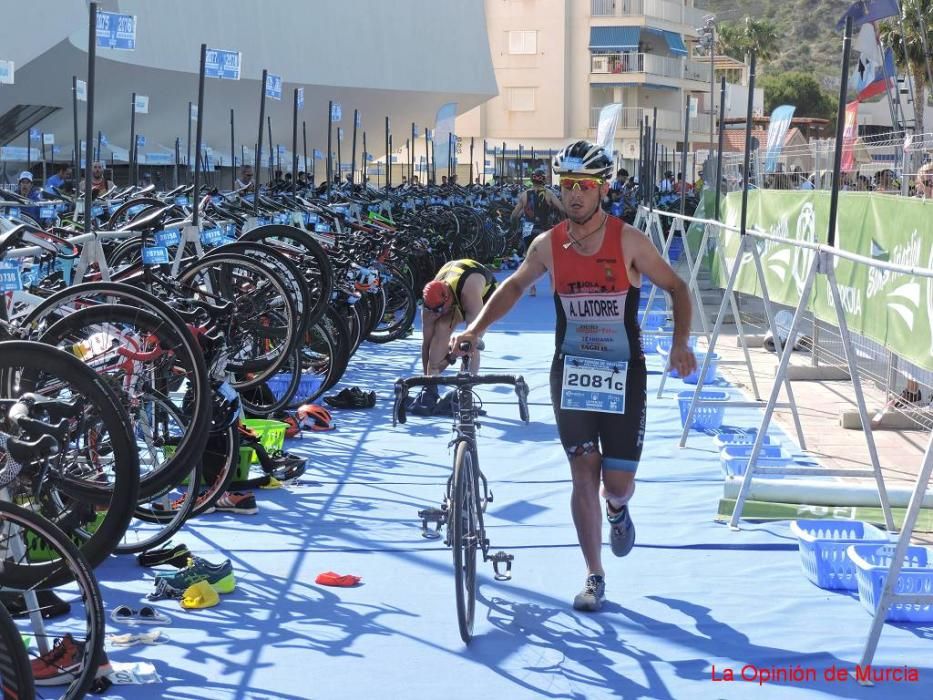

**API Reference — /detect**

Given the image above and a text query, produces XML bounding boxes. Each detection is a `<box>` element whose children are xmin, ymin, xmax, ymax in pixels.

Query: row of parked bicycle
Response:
<box><xmin>0</xmin><ymin>178</ymin><xmax>521</xmax><ymax>698</ymax></box>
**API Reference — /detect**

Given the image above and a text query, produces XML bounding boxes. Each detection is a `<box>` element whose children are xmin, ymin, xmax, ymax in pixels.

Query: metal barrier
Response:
<box><xmin>642</xmin><ymin>199</ymin><xmax>933</xmax><ymax>672</ymax></box>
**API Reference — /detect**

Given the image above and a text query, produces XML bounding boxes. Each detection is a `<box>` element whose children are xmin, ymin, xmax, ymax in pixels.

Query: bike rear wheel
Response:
<box><xmin>451</xmin><ymin>440</ymin><xmax>478</xmax><ymax>643</ymax></box>
<box><xmin>0</xmin><ymin>600</ymin><xmax>34</xmax><ymax>700</ymax></box>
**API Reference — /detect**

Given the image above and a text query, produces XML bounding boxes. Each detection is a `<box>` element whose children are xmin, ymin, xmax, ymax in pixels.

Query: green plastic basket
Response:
<box><xmin>242</xmin><ymin>419</ymin><xmax>288</xmax><ymax>464</ymax></box>
<box><xmin>25</xmin><ymin>511</ymin><xmax>105</xmax><ymax>563</ymax></box>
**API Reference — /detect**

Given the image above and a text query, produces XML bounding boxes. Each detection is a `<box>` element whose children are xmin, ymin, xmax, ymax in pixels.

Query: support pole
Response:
<box><xmin>72</xmin><ymin>76</ymin><xmax>80</xmax><ymax>192</ymax></box>
<box><xmin>187</xmin><ymin>101</ymin><xmax>193</xmax><ymax>182</ymax></box>
<box><xmin>254</xmin><ymin>69</ymin><xmax>267</xmax><ymax>214</ymax></box>
<box><xmin>327</xmin><ymin>100</ymin><xmax>333</xmax><ymax>196</ymax></box>
<box><xmin>292</xmin><ymin>90</ymin><xmax>299</xmax><ymax>195</ymax></box>
<box><xmin>230</xmin><ymin>108</ymin><xmax>236</xmax><ymax>191</ymax></box>
<box><xmin>83</xmin><ymin>3</ymin><xmax>98</xmax><ymax>233</ymax></box>
<box><xmin>192</xmin><ymin>44</ymin><xmax>207</xmax><ymax>227</ymax></box>
<box><xmin>302</xmin><ymin>120</ymin><xmax>308</xmax><ymax>176</ymax></box>
<box><xmin>351</xmin><ymin>109</ymin><xmax>358</xmax><ymax>186</ymax></box>
<box><xmin>129</xmin><ymin>92</ymin><xmax>136</xmax><ymax>187</ymax></box>
<box><xmin>385</xmin><ymin>116</ymin><xmax>391</xmax><ymax>193</ymax></box>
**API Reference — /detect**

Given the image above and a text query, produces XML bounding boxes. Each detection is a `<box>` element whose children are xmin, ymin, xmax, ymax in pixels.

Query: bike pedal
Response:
<box><xmin>416</xmin><ymin>507</ymin><xmax>447</xmax><ymax>540</ymax></box>
<box><xmin>490</xmin><ymin>551</ymin><xmax>514</xmax><ymax>581</ymax></box>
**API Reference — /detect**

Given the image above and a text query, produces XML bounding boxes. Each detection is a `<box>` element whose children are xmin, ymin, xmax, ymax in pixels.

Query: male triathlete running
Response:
<box><xmin>511</xmin><ymin>168</ymin><xmax>565</xmax><ymax>296</ymax></box>
<box><xmin>411</xmin><ymin>259</ymin><xmax>498</xmax><ymax>415</ymax></box>
<box><xmin>451</xmin><ymin>140</ymin><xmax>697</xmax><ymax>612</ymax></box>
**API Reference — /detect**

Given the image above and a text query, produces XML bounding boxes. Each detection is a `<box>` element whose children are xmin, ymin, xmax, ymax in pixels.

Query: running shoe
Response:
<box><xmin>607</xmin><ymin>503</ymin><xmax>636</xmax><ymax>557</ymax></box>
<box><xmin>156</xmin><ymin>557</ymin><xmax>236</xmax><ymax>594</ymax></box>
<box><xmin>204</xmin><ymin>491</ymin><xmax>258</xmax><ymax>515</ymax></box>
<box><xmin>30</xmin><ymin>634</ymin><xmax>112</xmax><ymax>686</ymax></box>
<box><xmin>572</xmin><ymin>574</ymin><xmax>606</xmax><ymax>612</ymax></box>
<box><xmin>324</xmin><ymin>387</ymin><xmax>376</xmax><ymax>409</ymax></box>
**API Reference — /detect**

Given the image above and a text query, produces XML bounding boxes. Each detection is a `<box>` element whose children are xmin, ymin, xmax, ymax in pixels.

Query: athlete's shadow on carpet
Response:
<box><xmin>470</xmin><ymin>588</ymin><xmax>677</xmax><ymax>699</ymax></box>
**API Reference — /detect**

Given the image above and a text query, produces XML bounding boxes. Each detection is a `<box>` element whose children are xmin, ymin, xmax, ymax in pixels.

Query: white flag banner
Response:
<box><xmin>0</xmin><ymin>60</ymin><xmax>14</xmax><ymax>85</ymax></box>
<box><xmin>596</xmin><ymin>104</ymin><xmax>623</xmax><ymax>153</ymax></box>
<box><xmin>134</xmin><ymin>95</ymin><xmax>149</xmax><ymax>113</ymax></box>
<box><xmin>433</xmin><ymin>102</ymin><xmax>458</xmax><ymax>170</ymax></box>
<box><xmin>76</xmin><ymin>79</ymin><xmax>87</xmax><ymax>101</ymax></box>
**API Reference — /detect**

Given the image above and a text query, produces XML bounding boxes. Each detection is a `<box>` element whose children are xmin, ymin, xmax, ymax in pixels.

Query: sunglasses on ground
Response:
<box><xmin>560</xmin><ymin>176</ymin><xmax>605</xmax><ymax>191</ymax></box>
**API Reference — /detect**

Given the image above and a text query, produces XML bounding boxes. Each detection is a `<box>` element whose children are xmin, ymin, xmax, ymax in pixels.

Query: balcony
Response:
<box><xmin>591</xmin><ymin>0</ymin><xmax>698</xmax><ymax>25</ymax></box>
<box><xmin>590</xmin><ymin>52</ymin><xmax>709</xmax><ymax>84</ymax></box>
<box><xmin>589</xmin><ymin>106</ymin><xmax>712</xmax><ymax>135</ymax></box>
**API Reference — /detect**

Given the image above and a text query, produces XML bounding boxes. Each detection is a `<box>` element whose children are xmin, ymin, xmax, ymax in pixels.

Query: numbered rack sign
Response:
<box><xmin>141</xmin><ymin>246</ymin><xmax>169</xmax><ymax>265</ymax></box>
<box><xmin>96</xmin><ymin>11</ymin><xmax>136</xmax><ymax>50</ymax></box>
<box><xmin>154</xmin><ymin>228</ymin><xmax>181</xmax><ymax>247</ymax></box>
<box><xmin>0</xmin><ymin>262</ymin><xmax>23</xmax><ymax>291</ymax></box>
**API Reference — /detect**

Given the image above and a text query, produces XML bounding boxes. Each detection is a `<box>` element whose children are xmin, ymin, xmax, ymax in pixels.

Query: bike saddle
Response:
<box><xmin>116</xmin><ymin>204</ymin><xmax>175</xmax><ymax>232</ymax></box>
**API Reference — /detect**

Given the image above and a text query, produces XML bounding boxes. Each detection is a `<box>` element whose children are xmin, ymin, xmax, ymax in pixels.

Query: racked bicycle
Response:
<box><xmin>393</xmin><ymin>341</ymin><xmax>528</xmax><ymax>643</ymax></box>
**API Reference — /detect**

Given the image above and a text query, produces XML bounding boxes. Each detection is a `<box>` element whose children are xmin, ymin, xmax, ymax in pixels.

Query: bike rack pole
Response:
<box><xmin>187</xmin><ymin>101</ymin><xmax>193</xmax><ymax>183</ymax></box>
<box><xmin>230</xmin><ymin>108</ymin><xmax>236</xmax><ymax>191</ymax></box>
<box><xmin>192</xmin><ymin>44</ymin><xmax>206</xmax><ymax>228</ymax></box>
<box><xmin>254</xmin><ymin>69</ymin><xmax>267</xmax><ymax>215</ymax></box>
<box><xmin>326</xmin><ymin>100</ymin><xmax>333</xmax><ymax>197</ymax></box>
<box><xmin>302</xmin><ymin>120</ymin><xmax>308</xmax><ymax>175</ymax></box>
<box><xmin>82</xmin><ymin>3</ymin><xmax>97</xmax><ymax>234</ymax></box>
<box><xmin>351</xmin><ymin>109</ymin><xmax>358</xmax><ymax>186</ymax></box>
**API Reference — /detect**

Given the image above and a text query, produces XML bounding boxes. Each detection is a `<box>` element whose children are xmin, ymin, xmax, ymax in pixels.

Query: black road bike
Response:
<box><xmin>393</xmin><ymin>342</ymin><xmax>529</xmax><ymax>643</ymax></box>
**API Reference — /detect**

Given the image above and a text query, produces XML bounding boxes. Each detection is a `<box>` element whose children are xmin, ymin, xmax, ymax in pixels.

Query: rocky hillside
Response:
<box><xmin>697</xmin><ymin>0</ymin><xmax>855</xmax><ymax>89</ymax></box>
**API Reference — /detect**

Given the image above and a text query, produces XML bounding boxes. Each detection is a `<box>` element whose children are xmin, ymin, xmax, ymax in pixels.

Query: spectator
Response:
<box><xmin>875</xmin><ymin>169</ymin><xmax>898</xmax><ymax>193</ymax></box>
<box><xmin>17</xmin><ymin>171</ymin><xmax>42</xmax><ymax>220</ymax></box>
<box><xmin>234</xmin><ymin>165</ymin><xmax>255</xmax><ymax>191</ymax></box>
<box><xmin>673</xmin><ymin>172</ymin><xmax>693</xmax><ymax>195</ymax></box>
<box><xmin>799</xmin><ymin>173</ymin><xmax>815</xmax><ymax>190</ymax></box>
<box><xmin>78</xmin><ymin>161</ymin><xmax>115</xmax><ymax>198</ymax></box>
<box><xmin>44</xmin><ymin>164</ymin><xmax>72</xmax><ymax>194</ymax></box>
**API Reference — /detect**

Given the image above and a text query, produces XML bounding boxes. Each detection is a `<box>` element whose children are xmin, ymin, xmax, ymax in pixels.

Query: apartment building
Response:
<box><xmin>457</xmin><ymin>0</ymin><xmax>716</xmax><ymax>177</ymax></box>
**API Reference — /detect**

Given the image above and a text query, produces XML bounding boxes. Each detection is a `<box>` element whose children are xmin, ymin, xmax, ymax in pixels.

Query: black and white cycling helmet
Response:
<box><xmin>552</xmin><ymin>140</ymin><xmax>613</xmax><ymax>179</ymax></box>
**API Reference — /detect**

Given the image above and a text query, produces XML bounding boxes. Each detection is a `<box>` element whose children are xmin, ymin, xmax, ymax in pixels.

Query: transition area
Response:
<box><xmin>95</xmin><ymin>273</ymin><xmax>932</xmax><ymax>700</ymax></box>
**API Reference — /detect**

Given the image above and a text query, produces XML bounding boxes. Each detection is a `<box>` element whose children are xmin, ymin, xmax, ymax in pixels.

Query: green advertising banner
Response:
<box><xmin>713</xmin><ymin>191</ymin><xmax>933</xmax><ymax>372</ymax></box>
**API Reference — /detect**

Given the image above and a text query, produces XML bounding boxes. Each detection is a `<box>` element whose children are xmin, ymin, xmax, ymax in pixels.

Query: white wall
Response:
<box><xmin>0</xmin><ymin>0</ymin><xmax>497</xmax><ymax>161</ymax></box>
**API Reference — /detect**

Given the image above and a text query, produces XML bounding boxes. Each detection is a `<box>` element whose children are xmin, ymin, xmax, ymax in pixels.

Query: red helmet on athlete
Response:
<box><xmin>422</xmin><ymin>280</ymin><xmax>450</xmax><ymax>313</ymax></box>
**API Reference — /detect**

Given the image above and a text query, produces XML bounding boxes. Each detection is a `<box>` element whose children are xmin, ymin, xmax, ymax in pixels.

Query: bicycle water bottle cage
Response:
<box><xmin>417</xmin><ymin>506</ymin><xmax>447</xmax><ymax>540</ymax></box>
<box><xmin>490</xmin><ymin>551</ymin><xmax>514</xmax><ymax>581</ymax></box>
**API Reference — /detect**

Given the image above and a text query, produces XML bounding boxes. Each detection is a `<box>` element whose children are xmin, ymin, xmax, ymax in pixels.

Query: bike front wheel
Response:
<box><xmin>451</xmin><ymin>440</ymin><xmax>478</xmax><ymax>643</ymax></box>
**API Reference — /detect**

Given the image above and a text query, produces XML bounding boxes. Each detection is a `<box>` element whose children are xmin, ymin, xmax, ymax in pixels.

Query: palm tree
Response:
<box><xmin>879</xmin><ymin>0</ymin><xmax>933</xmax><ymax>136</ymax></box>
<box><xmin>716</xmin><ymin>18</ymin><xmax>779</xmax><ymax>63</ymax></box>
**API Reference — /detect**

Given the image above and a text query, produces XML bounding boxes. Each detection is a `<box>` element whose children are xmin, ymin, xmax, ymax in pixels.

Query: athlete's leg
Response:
<box><xmin>569</xmin><ymin>450</ymin><xmax>604</xmax><ymax>576</ymax></box>
<box><xmin>426</xmin><ymin>311</ymin><xmax>458</xmax><ymax>375</ymax></box>
<box><xmin>551</xmin><ymin>357</ymin><xmax>603</xmax><ymax>574</ymax></box>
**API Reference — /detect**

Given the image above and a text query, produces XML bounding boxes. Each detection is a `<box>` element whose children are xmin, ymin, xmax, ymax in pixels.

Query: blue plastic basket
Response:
<box><xmin>668</xmin><ymin>237</ymin><xmax>684</xmax><ymax>262</ymax></box>
<box><xmin>712</xmin><ymin>427</ymin><xmax>776</xmax><ymax>450</ymax></box>
<box><xmin>789</xmin><ymin>520</ymin><xmax>888</xmax><ymax>591</ymax></box>
<box><xmin>679</xmin><ymin>352</ymin><xmax>719</xmax><ymax>384</ymax></box>
<box><xmin>677</xmin><ymin>389</ymin><xmax>728</xmax><ymax>430</ymax></box>
<box><xmin>655</xmin><ymin>334</ymin><xmax>698</xmax><ymax>355</ymax></box>
<box><xmin>719</xmin><ymin>444</ymin><xmax>789</xmax><ymax>477</ymax></box>
<box><xmin>265</xmin><ymin>372</ymin><xmax>325</xmax><ymax>403</ymax></box>
<box><xmin>847</xmin><ymin>544</ymin><xmax>933</xmax><ymax>621</ymax></box>
<box><xmin>639</xmin><ymin>308</ymin><xmax>669</xmax><ymax>328</ymax></box>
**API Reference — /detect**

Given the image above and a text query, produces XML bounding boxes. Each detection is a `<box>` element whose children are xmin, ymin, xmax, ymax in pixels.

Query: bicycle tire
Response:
<box><xmin>22</xmin><ymin>282</ymin><xmax>212</xmax><ymax>498</ymax></box>
<box><xmin>36</xmin><ymin>303</ymin><xmax>208</xmax><ymax>500</ymax></box>
<box><xmin>178</xmin><ymin>253</ymin><xmax>299</xmax><ymax>386</ymax></box>
<box><xmin>0</xmin><ymin>500</ymin><xmax>106</xmax><ymax>699</ymax></box>
<box><xmin>0</xmin><ymin>601</ymin><xmax>34</xmax><ymax>700</ymax></box>
<box><xmin>451</xmin><ymin>440</ymin><xmax>478</xmax><ymax>643</ymax></box>
<box><xmin>0</xmin><ymin>341</ymin><xmax>140</xmax><ymax>573</ymax></box>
